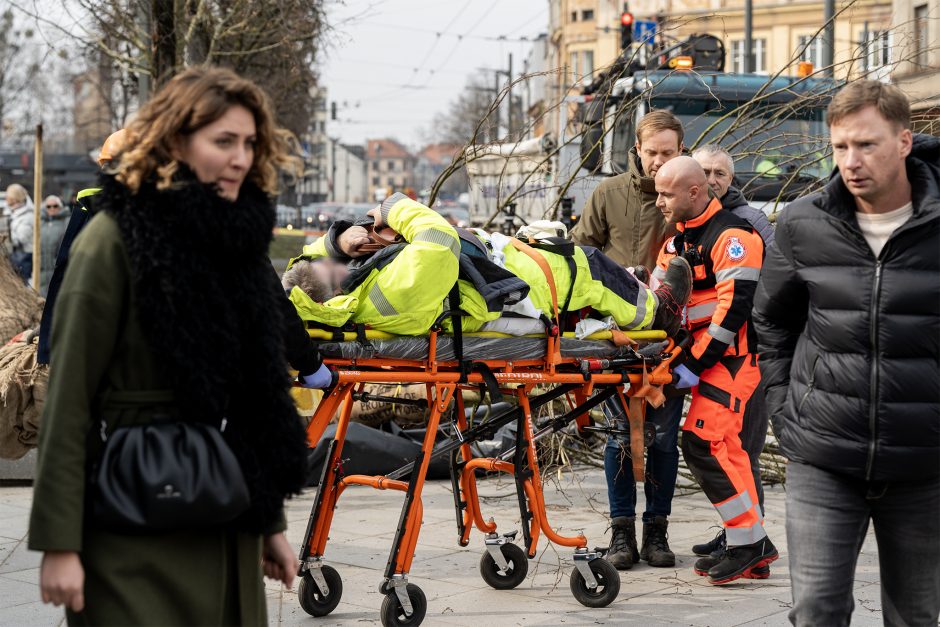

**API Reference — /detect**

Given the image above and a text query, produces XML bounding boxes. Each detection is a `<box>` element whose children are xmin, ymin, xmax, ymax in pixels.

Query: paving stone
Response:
<box><xmin>0</xmin><ymin>473</ymin><xmax>895</xmax><ymax>626</ymax></box>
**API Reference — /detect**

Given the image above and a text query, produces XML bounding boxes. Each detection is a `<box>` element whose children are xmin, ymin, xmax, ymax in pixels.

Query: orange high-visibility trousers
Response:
<box><xmin>681</xmin><ymin>354</ymin><xmax>765</xmax><ymax>546</ymax></box>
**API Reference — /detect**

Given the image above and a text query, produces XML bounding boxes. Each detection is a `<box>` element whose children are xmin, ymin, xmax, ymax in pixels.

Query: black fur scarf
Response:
<box><xmin>96</xmin><ymin>168</ymin><xmax>307</xmax><ymax>534</ymax></box>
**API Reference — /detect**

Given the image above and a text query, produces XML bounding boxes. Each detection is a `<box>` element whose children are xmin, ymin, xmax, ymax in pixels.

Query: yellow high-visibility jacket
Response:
<box><xmin>287</xmin><ymin>196</ymin><xmax>460</xmax><ymax>335</ymax></box>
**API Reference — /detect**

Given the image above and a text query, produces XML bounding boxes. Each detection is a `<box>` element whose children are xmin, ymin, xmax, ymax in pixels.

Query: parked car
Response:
<box><xmin>276</xmin><ymin>204</ymin><xmax>300</xmax><ymax>229</ymax></box>
<box><xmin>333</xmin><ymin>203</ymin><xmax>374</xmax><ymax>224</ymax></box>
<box><xmin>438</xmin><ymin>207</ymin><xmax>470</xmax><ymax>228</ymax></box>
<box><xmin>302</xmin><ymin>202</ymin><xmax>342</xmax><ymax>232</ymax></box>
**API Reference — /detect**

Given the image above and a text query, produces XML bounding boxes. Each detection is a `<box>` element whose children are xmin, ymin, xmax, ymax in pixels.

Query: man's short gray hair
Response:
<box><xmin>691</xmin><ymin>144</ymin><xmax>735</xmax><ymax>176</ymax></box>
<box><xmin>281</xmin><ymin>259</ymin><xmax>331</xmax><ymax>303</ymax></box>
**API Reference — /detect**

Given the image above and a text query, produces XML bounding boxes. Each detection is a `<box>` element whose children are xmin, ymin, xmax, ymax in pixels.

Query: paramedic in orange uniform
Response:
<box><xmin>652</xmin><ymin>157</ymin><xmax>777</xmax><ymax>585</ymax></box>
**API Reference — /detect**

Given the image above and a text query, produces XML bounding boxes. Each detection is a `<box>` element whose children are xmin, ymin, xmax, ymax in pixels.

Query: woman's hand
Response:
<box><xmin>337</xmin><ymin>225</ymin><xmax>372</xmax><ymax>257</ymax></box>
<box><xmin>262</xmin><ymin>532</ymin><xmax>298</xmax><ymax>590</ymax></box>
<box><xmin>40</xmin><ymin>551</ymin><xmax>85</xmax><ymax>612</ymax></box>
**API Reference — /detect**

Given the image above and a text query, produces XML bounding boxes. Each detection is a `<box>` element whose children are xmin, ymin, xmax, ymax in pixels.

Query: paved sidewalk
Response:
<box><xmin>1</xmin><ymin>472</ymin><xmax>886</xmax><ymax>626</ymax></box>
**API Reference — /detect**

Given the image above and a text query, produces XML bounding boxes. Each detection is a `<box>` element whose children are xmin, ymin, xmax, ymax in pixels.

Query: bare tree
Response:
<box><xmin>0</xmin><ymin>9</ymin><xmax>39</xmax><ymax>145</ymax></box>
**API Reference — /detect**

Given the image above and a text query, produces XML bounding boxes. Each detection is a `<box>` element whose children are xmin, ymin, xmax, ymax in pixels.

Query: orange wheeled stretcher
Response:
<box><xmin>294</xmin><ymin>321</ymin><xmax>686</xmax><ymax>626</ymax></box>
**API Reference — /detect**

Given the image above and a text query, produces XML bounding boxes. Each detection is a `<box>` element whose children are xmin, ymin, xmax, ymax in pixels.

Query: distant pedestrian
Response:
<box><xmin>29</xmin><ymin>66</ymin><xmax>316</xmax><ymax>625</ymax></box>
<box><xmin>6</xmin><ymin>184</ymin><xmax>34</xmax><ymax>283</ymax></box>
<box><xmin>753</xmin><ymin>80</ymin><xmax>940</xmax><ymax>626</ymax></box>
<box><xmin>38</xmin><ymin>195</ymin><xmax>70</xmax><ymax>296</ymax></box>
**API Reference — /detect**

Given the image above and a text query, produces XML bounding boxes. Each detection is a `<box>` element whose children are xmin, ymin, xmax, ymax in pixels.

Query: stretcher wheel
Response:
<box><xmin>380</xmin><ymin>583</ymin><xmax>427</xmax><ymax>626</ymax></box>
<box><xmin>298</xmin><ymin>566</ymin><xmax>343</xmax><ymax>617</ymax></box>
<box><xmin>479</xmin><ymin>543</ymin><xmax>528</xmax><ymax>590</ymax></box>
<box><xmin>569</xmin><ymin>558</ymin><xmax>620</xmax><ymax>608</ymax></box>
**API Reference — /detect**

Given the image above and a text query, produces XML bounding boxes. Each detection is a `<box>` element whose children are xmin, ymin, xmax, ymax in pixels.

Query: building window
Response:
<box><xmin>581</xmin><ymin>9</ymin><xmax>594</xmax><ymax>21</ymax></box>
<box><xmin>582</xmin><ymin>50</ymin><xmax>594</xmax><ymax>77</ymax></box>
<box><xmin>569</xmin><ymin>51</ymin><xmax>579</xmax><ymax>85</ymax></box>
<box><xmin>731</xmin><ymin>39</ymin><xmax>745</xmax><ymax>73</ymax></box>
<box><xmin>387</xmin><ymin>160</ymin><xmax>395</xmax><ymax>171</ymax></box>
<box><xmin>798</xmin><ymin>34</ymin><xmax>825</xmax><ymax>68</ymax></box>
<box><xmin>372</xmin><ymin>177</ymin><xmax>379</xmax><ymax>185</ymax></box>
<box><xmin>570</xmin><ymin>11</ymin><xmax>577</xmax><ymax>22</ymax></box>
<box><xmin>372</xmin><ymin>160</ymin><xmax>379</xmax><ymax>170</ymax></box>
<box><xmin>754</xmin><ymin>38</ymin><xmax>767</xmax><ymax>74</ymax></box>
<box><xmin>914</xmin><ymin>4</ymin><xmax>928</xmax><ymax>68</ymax></box>
<box><xmin>866</xmin><ymin>30</ymin><xmax>891</xmax><ymax>69</ymax></box>
<box><xmin>731</xmin><ymin>38</ymin><xmax>766</xmax><ymax>73</ymax></box>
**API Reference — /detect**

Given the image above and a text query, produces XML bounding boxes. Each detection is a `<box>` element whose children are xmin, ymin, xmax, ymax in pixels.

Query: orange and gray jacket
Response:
<box><xmin>656</xmin><ymin>197</ymin><xmax>764</xmax><ymax>375</ymax></box>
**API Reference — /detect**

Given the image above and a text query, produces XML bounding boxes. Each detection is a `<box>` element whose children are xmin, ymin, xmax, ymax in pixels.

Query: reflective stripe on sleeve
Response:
<box><xmin>414</xmin><ymin>228</ymin><xmax>461</xmax><ymax>257</ymax></box>
<box><xmin>708</xmin><ymin>323</ymin><xmax>737</xmax><ymax>344</ymax></box>
<box><xmin>369</xmin><ymin>284</ymin><xmax>398</xmax><ymax>316</ymax></box>
<box><xmin>715</xmin><ymin>266</ymin><xmax>761</xmax><ymax>282</ymax></box>
<box><xmin>625</xmin><ymin>291</ymin><xmax>650</xmax><ymax>329</ymax></box>
<box><xmin>725</xmin><ymin>524</ymin><xmax>768</xmax><ymax>546</ymax></box>
<box><xmin>687</xmin><ymin>302</ymin><xmax>718</xmax><ymax>320</ymax></box>
<box><xmin>715</xmin><ymin>492</ymin><xmax>754</xmax><ymax>522</ymax></box>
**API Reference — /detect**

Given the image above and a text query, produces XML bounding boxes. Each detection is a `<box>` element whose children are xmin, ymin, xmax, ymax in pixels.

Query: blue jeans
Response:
<box><xmin>604</xmin><ymin>395</ymin><xmax>683</xmax><ymax>522</ymax></box>
<box><xmin>786</xmin><ymin>461</ymin><xmax>940</xmax><ymax>627</ymax></box>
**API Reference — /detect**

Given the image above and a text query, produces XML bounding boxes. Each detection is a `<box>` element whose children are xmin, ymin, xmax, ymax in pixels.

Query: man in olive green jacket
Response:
<box><xmin>571</xmin><ymin>110</ymin><xmax>685</xmax><ymax>270</ymax></box>
<box><xmin>571</xmin><ymin>110</ymin><xmax>689</xmax><ymax>572</ymax></box>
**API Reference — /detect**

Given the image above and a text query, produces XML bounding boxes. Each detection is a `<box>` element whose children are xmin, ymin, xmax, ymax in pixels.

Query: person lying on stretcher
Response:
<box><xmin>282</xmin><ymin>192</ymin><xmax>692</xmax><ymax>337</ymax></box>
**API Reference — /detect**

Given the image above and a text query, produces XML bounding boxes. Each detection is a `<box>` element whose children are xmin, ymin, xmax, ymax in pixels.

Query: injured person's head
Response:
<box><xmin>282</xmin><ymin>258</ymin><xmax>348</xmax><ymax>302</ymax></box>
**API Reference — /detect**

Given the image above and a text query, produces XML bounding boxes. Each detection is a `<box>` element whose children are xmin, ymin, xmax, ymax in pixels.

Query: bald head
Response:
<box><xmin>654</xmin><ymin>156</ymin><xmax>710</xmax><ymax>225</ymax></box>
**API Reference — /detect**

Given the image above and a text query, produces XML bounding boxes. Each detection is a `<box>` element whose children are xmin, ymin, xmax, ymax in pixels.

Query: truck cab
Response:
<box><xmin>583</xmin><ymin>70</ymin><xmax>835</xmax><ymax>209</ymax></box>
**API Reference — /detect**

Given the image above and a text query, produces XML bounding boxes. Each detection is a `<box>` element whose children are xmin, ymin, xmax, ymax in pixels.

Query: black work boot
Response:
<box><xmin>692</xmin><ymin>528</ymin><xmax>726</xmax><ymax>557</ymax></box>
<box><xmin>652</xmin><ymin>257</ymin><xmax>693</xmax><ymax>336</ymax></box>
<box><xmin>605</xmin><ymin>516</ymin><xmax>640</xmax><ymax>571</ymax></box>
<box><xmin>707</xmin><ymin>536</ymin><xmax>778</xmax><ymax>585</ymax></box>
<box><xmin>693</xmin><ymin>553</ymin><xmax>770</xmax><ymax>579</ymax></box>
<box><xmin>640</xmin><ymin>516</ymin><xmax>676</xmax><ymax>567</ymax></box>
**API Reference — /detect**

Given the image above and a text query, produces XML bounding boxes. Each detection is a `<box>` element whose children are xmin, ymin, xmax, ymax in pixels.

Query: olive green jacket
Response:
<box><xmin>570</xmin><ymin>147</ymin><xmax>677</xmax><ymax>270</ymax></box>
<box><xmin>29</xmin><ymin>212</ymin><xmax>271</xmax><ymax>626</ymax></box>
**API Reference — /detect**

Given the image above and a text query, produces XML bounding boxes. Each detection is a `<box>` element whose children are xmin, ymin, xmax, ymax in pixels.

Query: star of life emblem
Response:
<box><xmin>726</xmin><ymin>237</ymin><xmax>746</xmax><ymax>261</ymax></box>
<box><xmin>666</xmin><ymin>237</ymin><xmax>676</xmax><ymax>254</ymax></box>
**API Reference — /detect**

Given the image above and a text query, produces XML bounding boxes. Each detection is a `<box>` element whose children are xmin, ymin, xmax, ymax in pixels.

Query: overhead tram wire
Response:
<box><xmin>348</xmin><ymin>0</ymin><xmax>500</xmax><ymax>102</ymax></box>
<box><xmin>411</xmin><ymin>0</ymin><xmax>473</xmax><ymax>72</ymax></box>
<box><xmin>412</xmin><ymin>0</ymin><xmax>501</xmax><ymax>90</ymax></box>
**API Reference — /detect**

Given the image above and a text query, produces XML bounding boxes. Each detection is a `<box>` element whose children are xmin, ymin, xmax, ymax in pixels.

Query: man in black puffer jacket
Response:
<box><xmin>753</xmin><ymin>80</ymin><xmax>939</xmax><ymax>627</ymax></box>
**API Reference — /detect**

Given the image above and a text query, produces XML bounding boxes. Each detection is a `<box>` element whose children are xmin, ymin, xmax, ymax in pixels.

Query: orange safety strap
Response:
<box><xmin>509</xmin><ymin>238</ymin><xmax>559</xmax><ymax>325</ymax></box>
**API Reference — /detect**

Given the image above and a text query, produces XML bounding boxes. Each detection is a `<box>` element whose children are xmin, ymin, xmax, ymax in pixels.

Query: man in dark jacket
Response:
<box><xmin>752</xmin><ymin>80</ymin><xmax>939</xmax><ymax>626</ymax></box>
<box><xmin>690</xmin><ymin>145</ymin><xmax>774</xmax><ymax>563</ymax></box>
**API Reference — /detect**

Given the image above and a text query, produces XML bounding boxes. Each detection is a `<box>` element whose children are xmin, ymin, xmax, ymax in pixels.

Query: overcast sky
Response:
<box><xmin>320</xmin><ymin>0</ymin><xmax>548</xmax><ymax>149</ymax></box>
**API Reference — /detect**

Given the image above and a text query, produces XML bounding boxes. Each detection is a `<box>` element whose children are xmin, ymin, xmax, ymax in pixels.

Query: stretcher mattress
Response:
<box><xmin>315</xmin><ymin>336</ymin><xmax>669</xmax><ymax>362</ymax></box>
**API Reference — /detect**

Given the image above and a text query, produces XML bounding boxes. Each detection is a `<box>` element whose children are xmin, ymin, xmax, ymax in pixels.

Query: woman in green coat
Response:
<box><xmin>29</xmin><ymin>67</ymin><xmax>314</xmax><ymax>625</ymax></box>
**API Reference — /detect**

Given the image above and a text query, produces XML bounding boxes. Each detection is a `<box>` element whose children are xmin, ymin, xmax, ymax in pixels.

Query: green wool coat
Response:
<box><xmin>28</xmin><ymin>212</ymin><xmax>280</xmax><ymax>626</ymax></box>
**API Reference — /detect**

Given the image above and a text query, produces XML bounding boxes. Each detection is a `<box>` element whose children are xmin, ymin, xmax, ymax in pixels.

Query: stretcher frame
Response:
<box><xmin>295</xmin><ymin>325</ymin><xmax>682</xmax><ymax>626</ymax></box>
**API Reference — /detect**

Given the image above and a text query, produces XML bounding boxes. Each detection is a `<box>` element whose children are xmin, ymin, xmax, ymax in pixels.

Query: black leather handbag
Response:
<box><xmin>92</xmin><ymin>415</ymin><xmax>250</xmax><ymax>532</ymax></box>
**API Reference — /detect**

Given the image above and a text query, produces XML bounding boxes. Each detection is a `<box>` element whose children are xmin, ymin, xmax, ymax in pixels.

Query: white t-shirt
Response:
<box><xmin>855</xmin><ymin>202</ymin><xmax>913</xmax><ymax>257</ymax></box>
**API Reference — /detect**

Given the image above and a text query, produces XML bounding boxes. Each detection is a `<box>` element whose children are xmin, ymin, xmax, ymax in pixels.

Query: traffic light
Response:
<box><xmin>620</xmin><ymin>12</ymin><xmax>634</xmax><ymax>49</ymax></box>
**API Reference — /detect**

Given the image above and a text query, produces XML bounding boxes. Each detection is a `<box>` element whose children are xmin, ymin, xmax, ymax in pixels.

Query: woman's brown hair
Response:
<box><xmin>114</xmin><ymin>66</ymin><xmax>301</xmax><ymax>195</ymax></box>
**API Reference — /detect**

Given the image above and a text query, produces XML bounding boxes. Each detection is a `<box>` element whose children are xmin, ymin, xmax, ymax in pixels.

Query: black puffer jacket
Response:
<box><xmin>753</xmin><ymin>134</ymin><xmax>940</xmax><ymax>481</ymax></box>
